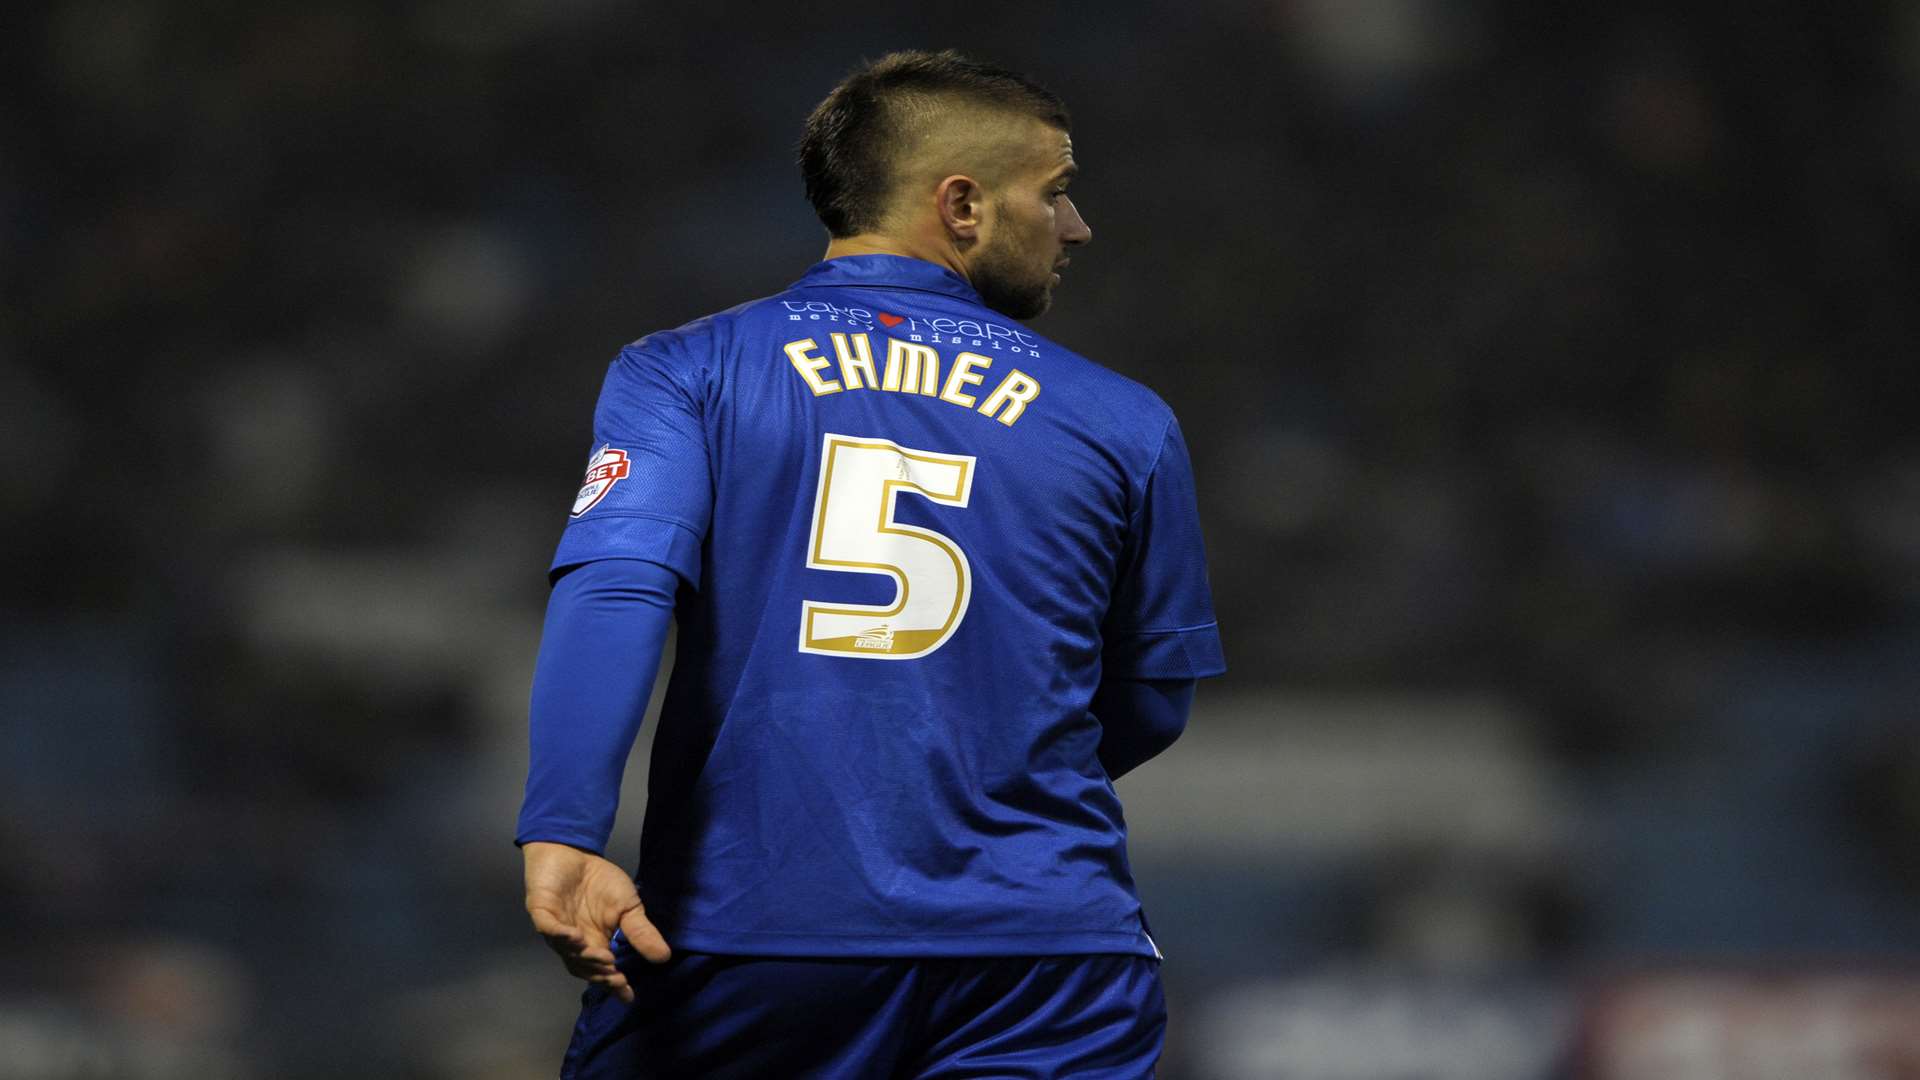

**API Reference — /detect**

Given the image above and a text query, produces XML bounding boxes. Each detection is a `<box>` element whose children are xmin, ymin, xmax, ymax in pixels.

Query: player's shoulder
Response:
<box><xmin>615</xmin><ymin>294</ymin><xmax>764</xmax><ymax>367</ymax></box>
<box><xmin>1021</xmin><ymin>325</ymin><xmax>1177</xmax><ymax>426</ymax></box>
<box><xmin>967</xmin><ymin>322</ymin><xmax>1177</xmax><ymax>482</ymax></box>
<box><xmin>615</xmin><ymin>284</ymin><xmax>856</xmax><ymax>372</ymax></box>
<box><xmin>594</xmin><ymin>294</ymin><xmax>790</xmax><ymax>402</ymax></box>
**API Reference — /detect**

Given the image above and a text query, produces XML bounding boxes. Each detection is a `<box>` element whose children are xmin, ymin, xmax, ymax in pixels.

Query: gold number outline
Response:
<box><xmin>799</xmin><ymin>433</ymin><xmax>976</xmax><ymax>660</ymax></box>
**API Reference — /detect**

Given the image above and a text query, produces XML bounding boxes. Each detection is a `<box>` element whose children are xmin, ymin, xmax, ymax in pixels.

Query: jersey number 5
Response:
<box><xmin>800</xmin><ymin>433</ymin><xmax>976</xmax><ymax>660</ymax></box>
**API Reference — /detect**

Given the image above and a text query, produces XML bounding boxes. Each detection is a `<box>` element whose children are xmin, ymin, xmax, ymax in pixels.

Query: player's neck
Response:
<box><xmin>823</xmin><ymin>233</ymin><xmax>972</xmax><ymax>287</ymax></box>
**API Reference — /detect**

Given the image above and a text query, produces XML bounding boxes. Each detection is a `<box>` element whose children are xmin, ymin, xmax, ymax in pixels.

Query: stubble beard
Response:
<box><xmin>970</xmin><ymin>239</ymin><xmax>1054</xmax><ymax>321</ymax></box>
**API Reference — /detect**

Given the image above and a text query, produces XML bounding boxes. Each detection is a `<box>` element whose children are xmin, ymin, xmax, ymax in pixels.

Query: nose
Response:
<box><xmin>1060</xmin><ymin>196</ymin><xmax>1091</xmax><ymax>247</ymax></box>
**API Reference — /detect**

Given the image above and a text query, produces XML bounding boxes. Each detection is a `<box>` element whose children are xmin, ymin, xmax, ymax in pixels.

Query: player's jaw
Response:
<box><xmin>972</xmin><ymin>234</ymin><xmax>1064</xmax><ymax>321</ymax></box>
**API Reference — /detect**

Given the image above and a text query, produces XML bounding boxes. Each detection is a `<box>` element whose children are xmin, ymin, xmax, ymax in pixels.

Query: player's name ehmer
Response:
<box><xmin>784</xmin><ymin>333</ymin><xmax>1040</xmax><ymax>427</ymax></box>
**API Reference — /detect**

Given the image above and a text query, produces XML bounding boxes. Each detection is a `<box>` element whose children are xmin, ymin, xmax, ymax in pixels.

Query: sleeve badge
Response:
<box><xmin>571</xmin><ymin>445</ymin><xmax>632</xmax><ymax>517</ymax></box>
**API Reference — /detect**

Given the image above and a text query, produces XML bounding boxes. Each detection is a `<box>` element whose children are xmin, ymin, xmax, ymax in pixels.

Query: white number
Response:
<box><xmin>799</xmin><ymin>433</ymin><xmax>976</xmax><ymax>659</ymax></box>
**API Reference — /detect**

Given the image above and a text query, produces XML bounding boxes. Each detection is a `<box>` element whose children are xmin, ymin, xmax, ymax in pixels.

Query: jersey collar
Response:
<box><xmin>790</xmin><ymin>254</ymin><xmax>983</xmax><ymax>304</ymax></box>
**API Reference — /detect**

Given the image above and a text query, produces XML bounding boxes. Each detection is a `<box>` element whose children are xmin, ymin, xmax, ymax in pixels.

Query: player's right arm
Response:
<box><xmin>515</xmin><ymin>343</ymin><xmax>714</xmax><ymax>997</ymax></box>
<box><xmin>517</xmin><ymin>557</ymin><xmax>680</xmax><ymax>1000</ymax></box>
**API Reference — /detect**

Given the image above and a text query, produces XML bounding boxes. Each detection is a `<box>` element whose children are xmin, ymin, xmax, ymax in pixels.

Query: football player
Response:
<box><xmin>518</xmin><ymin>49</ymin><xmax>1225</xmax><ymax>1078</ymax></box>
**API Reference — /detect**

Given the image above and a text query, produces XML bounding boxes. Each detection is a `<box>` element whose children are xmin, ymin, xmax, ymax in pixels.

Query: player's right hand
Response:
<box><xmin>522</xmin><ymin>840</ymin><xmax>672</xmax><ymax>1004</ymax></box>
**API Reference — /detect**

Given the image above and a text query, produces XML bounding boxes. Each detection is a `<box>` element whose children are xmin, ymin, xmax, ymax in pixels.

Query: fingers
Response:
<box><xmin>619</xmin><ymin>905</ymin><xmax>673</xmax><ymax>965</ymax></box>
<box><xmin>565</xmin><ymin>959</ymin><xmax>633</xmax><ymax>1001</ymax></box>
<box><xmin>560</xmin><ymin>951</ymin><xmax>622</xmax><ymax>981</ymax></box>
<box><xmin>547</xmin><ymin>932</ymin><xmax>634</xmax><ymax>1002</ymax></box>
<box><xmin>608</xmin><ymin>977</ymin><xmax>636</xmax><ymax>1005</ymax></box>
<box><xmin>563</xmin><ymin>933</ymin><xmax>622</xmax><ymax>976</ymax></box>
<box><xmin>528</xmin><ymin>907</ymin><xmax>592</xmax><ymax>958</ymax></box>
<box><xmin>526</xmin><ymin>866</ymin><xmax>665</xmax><ymax>1000</ymax></box>
<box><xmin>530</xmin><ymin>905</ymin><xmax>625</xmax><ymax>982</ymax></box>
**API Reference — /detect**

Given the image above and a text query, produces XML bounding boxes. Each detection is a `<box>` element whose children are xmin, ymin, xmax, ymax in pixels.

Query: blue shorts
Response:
<box><xmin>558</xmin><ymin>946</ymin><xmax>1165</xmax><ymax>1079</ymax></box>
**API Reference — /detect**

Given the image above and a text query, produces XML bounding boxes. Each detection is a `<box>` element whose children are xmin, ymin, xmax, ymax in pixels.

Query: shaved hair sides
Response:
<box><xmin>799</xmin><ymin>50</ymin><xmax>1071</xmax><ymax>238</ymax></box>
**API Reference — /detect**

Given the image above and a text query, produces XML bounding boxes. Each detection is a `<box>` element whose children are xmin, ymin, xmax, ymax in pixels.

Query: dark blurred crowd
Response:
<box><xmin>4</xmin><ymin>2</ymin><xmax>1917</xmax><ymax>1076</ymax></box>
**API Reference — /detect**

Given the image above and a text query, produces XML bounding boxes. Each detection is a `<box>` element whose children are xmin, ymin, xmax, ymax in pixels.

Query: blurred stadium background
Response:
<box><xmin>5</xmin><ymin>1</ymin><xmax>1920</xmax><ymax>1077</ymax></box>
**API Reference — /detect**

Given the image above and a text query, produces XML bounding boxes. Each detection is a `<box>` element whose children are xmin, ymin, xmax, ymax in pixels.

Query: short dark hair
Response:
<box><xmin>799</xmin><ymin>50</ymin><xmax>1071</xmax><ymax>238</ymax></box>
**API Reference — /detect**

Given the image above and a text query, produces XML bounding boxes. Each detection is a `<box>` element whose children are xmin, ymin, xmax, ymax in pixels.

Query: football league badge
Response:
<box><xmin>571</xmin><ymin>445</ymin><xmax>631</xmax><ymax>517</ymax></box>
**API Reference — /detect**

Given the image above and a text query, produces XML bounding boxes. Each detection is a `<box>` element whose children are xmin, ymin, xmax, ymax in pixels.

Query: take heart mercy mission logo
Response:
<box><xmin>778</xmin><ymin>301</ymin><xmax>1045</xmax><ymax>356</ymax></box>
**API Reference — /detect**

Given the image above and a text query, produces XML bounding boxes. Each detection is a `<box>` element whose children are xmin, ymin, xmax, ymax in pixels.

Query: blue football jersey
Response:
<box><xmin>552</xmin><ymin>254</ymin><xmax>1225</xmax><ymax>958</ymax></box>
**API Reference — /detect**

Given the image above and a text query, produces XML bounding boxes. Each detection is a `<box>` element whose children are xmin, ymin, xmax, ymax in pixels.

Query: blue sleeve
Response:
<box><xmin>1093</xmin><ymin>677</ymin><xmax>1195</xmax><ymax>780</ymax></box>
<box><xmin>514</xmin><ymin>557</ymin><xmax>678</xmax><ymax>853</ymax></box>
<box><xmin>551</xmin><ymin>345</ymin><xmax>712</xmax><ymax>585</ymax></box>
<box><xmin>1101</xmin><ymin>417</ymin><xmax>1227</xmax><ymax>679</ymax></box>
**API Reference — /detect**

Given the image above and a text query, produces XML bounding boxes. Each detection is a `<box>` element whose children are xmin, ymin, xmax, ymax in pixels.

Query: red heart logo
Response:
<box><xmin>876</xmin><ymin>312</ymin><xmax>904</xmax><ymax>328</ymax></box>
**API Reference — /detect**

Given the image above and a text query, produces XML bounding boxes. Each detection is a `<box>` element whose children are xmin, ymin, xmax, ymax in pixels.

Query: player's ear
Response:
<box><xmin>935</xmin><ymin>175</ymin><xmax>983</xmax><ymax>243</ymax></box>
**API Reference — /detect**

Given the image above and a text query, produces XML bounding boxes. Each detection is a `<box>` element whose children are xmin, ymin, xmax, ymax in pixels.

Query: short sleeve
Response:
<box><xmin>1101</xmin><ymin>417</ymin><xmax>1227</xmax><ymax>679</ymax></box>
<box><xmin>550</xmin><ymin>346</ymin><xmax>712</xmax><ymax>586</ymax></box>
